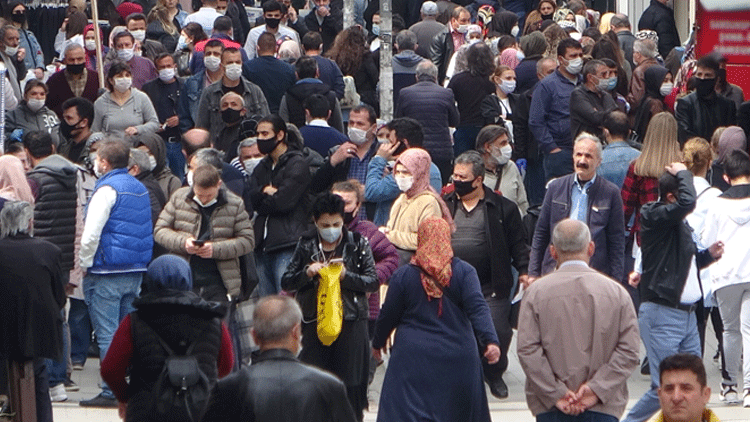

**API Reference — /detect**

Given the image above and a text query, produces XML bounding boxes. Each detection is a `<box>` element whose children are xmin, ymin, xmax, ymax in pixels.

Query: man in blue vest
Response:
<box><xmin>78</xmin><ymin>139</ymin><xmax>153</xmax><ymax>408</ymax></box>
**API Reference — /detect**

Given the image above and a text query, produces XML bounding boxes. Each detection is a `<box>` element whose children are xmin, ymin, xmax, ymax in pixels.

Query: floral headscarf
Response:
<box><xmin>411</xmin><ymin>217</ymin><xmax>453</xmax><ymax>315</ymax></box>
<box><xmin>499</xmin><ymin>48</ymin><xmax>520</xmax><ymax>69</ymax></box>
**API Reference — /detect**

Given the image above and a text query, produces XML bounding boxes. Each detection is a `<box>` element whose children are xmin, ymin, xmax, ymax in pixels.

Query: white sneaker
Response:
<box><xmin>720</xmin><ymin>384</ymin><xmax>740</xmax><ymax>404</ymax></box>
<box><xmin>744</xmin><ymin>389</ymin><xmax>750</xmax><ymax>408</ymax></box>
<box><xmin>49</xmin><ymin>383</ymin><xmax>67</xmax><ymax>402</ymax></box>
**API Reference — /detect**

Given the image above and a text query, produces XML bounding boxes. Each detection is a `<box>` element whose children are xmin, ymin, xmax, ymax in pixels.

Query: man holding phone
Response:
<box><xmin>155</xmin><ymin>165</ymin><xmax>254</xmax><ymax>302</ymax></box>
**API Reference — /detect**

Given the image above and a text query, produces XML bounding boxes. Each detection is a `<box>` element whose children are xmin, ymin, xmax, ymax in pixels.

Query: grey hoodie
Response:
<box><xmin>5</xmin><ymin>101</ymin><xmax>61</xmax><ymax>147</ymax></box>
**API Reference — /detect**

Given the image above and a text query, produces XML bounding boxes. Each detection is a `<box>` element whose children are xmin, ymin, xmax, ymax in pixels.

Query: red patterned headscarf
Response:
<box><xmin>411</xmin><ymin>217</ymin><xmax>453</xmax><ymax>314</ymax></box>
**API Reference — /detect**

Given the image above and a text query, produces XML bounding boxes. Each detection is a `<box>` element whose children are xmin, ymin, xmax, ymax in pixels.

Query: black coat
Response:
<box><xmin>569</xmin><ymin>85</ymin><xmax>618</xmax><ymax>141</ymax></box>
<box><xmin>304</xmin><ymin>6</ymin><xmax>343</xmax><ymax>53</ymax></box>
<box><xmin>512</xmin><ymin>84</ymin><xmax>539</xmax><ymax>164</ymax></box>
<box><xmin>444</xmin><ymin>186</ymin><xmax>529</xmax><ymax>299</ymax></box>
<box><xmin>640</xmin><ymin>170</ymin><xmax>714</xmax><ymax>306</ymax></box>
<box><xmin>135</xmin><ymin>170</ymin><xmax>166</xmax><ymax>227</ymax></box>
<box><xmin>0</xmin><ymin>234</ymin><xmax>65</xmax><ymax>361</ymax></box>
<box><xmin>282</xmin><ymin>81</ymin><xmax>343</xmax><ymax>132</ymax></box>
<box><xmin>675</xmin><ymin>91</ymin><xmax>737</xmax><ymax>145</ymax></box>
<box><xmin>202</xmin><ymin>348</ymin><xmax>357</xmax><ymax>422</ymax></box>
<box><xmin>430</xmin><ymin>28</ymin><xmax>454</xmax><ymax>85</ymax></box>
<box><xmin>638</xmin><ymin>0</ymin><xmax>681</xmax><ymax>58</ymax></box>
<box><xmin>281</xmin><ymin>228</ymin><xmax>378</xmax><ymax>321</ymax></box>
<box><xmin>249</xmin><ymin>149</ymin><xmax>312</xmax><ymax>253</ymax></box>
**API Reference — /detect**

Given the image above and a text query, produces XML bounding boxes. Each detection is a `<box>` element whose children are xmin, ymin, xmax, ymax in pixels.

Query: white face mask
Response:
<box><xmin>347</xmin><ymin>126</ymin><xmax>368</xmax><ymax>145</ymax></box>
<box><xmin>243</xmin><ymin>157</ymin><xmax>263</xmax><ymax>175</ymax></box>
<box><xmin>499</xmin><ymin>79</ymin><xmax>516</xmax><ymax>94</ymax></box>
<box><xmin>204</xmin><ymin>55</ymin><xmax>221</xmax><ymax>72</ymax></box>
<box><xmin>467</xmin><ymin>38</ymin><xmax>481</xmax><ymax>45</ymax></box>
<box><xmin>456</xmin><ymin>24</ymin><xmax>469</xmax><ymax>34</ymax></box>
<box><xmin>159</xmin><ymin>68</ymin><xmax>176</xmax><ymax>82</ymax></box>
<box><xmin>85</xmin><ymin>39</ymin><xmax>97</xmax><ymax>51</ymax></box>
<box><xmin>492</xmin><ymin>144</ymin><xmax>513</xmax><ymax>165</ymax></box>
<box><xmin>130</xmin><ymin>29</ymin><xmax>146</xmax><ymax>43</ymax></box>
<box><xmin>147</xmin><ymin>154</ymin><xmax>157</xmax><ymax>171</ymax></box>
<box><xmin>117</xmin><ymin>47</ymin><xmax>134</xmax><ymax>62</ymax></box>
<box><xmin>4</xmin><ymin>45</ymin><xmax>18</xmax><ymax>56</ymax></box>
<box><xmin>114</xmin><ymin>77</ymin><xmax>132</xmax><ymax>93</ymax></box>
<box><xmin>186</xmin><ymin>170</ymin><xmax>194</xmax><ymax>187</ymax></box>
<box><xmin>224</xmin><ymin>63</ymin><xmax>242</xmax><ymax>81</ymax></box>
<box><xmin>27</xmin><ymin>98</ymin><xmax>45</xmax><ymax>112</ymax></box>
<box><xmin>395</xmin><ymin>175</ymin><xmax>414</xmax><ymax>192</ymax></box>
<box><xmin>516</xmin><ymin>50</ymin><xmax>525</xmax><ymax>61</ymax></box>
<box><xmin>511</xmin><ymin>25</ymin><xmax>520</xmax><ymax>37</ymax></box>
<box><xmin>565</xmin><ymin>57</ymin><xmax>583</xmax><ymax>75</ymax></box>
<box><xmin>176</xmin><ymin>35</ymin><xmax>188</xmax><ymax>50</ymax></box>
<box><xmin>377</xmin><ymin>136</ymin><xmax>389</xmax><ymax>144</ymax></box>
<box><xmin>193</xmin><ymin>195</ymin><xmax>218</xmax><ymax>208</ymax></box>
<box><xmin>660</xmin><ymin>82</ymin><xmax>674</xmax><ymax>97</ymax></box>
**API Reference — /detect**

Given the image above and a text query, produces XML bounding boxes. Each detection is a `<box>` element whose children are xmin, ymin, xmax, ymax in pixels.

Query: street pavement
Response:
<box><xmin>53</xmin><ymin>324</ymin><xmax>750</xmax><ymax>421</ymax></box>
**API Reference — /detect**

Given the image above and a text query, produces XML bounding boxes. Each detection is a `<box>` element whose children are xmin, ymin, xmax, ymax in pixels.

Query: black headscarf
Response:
<box><xmin>644</xmin><ymin>65</ymin><xmax>669</xmax><ymax>100</ymax></box>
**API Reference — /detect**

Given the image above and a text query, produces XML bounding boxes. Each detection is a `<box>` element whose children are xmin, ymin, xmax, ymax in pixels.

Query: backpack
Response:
<box><xmin>133</xmin><ymin>314</ymin><xmax>212</xmax><ymax>422</ymax></box>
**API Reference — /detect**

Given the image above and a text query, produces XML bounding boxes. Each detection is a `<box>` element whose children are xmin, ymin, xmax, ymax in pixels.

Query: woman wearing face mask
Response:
<box><xmin>522</xmin><ymin>0</ymin><xmax>556</xmax><ymax>35</ymax></box>
<box><xmin>382</xmin><ymin>148</ymin><xmax>454</xmax><ymax>261</ymax></box>
<box><xmin>83</xmin><ymin>24</ymin><xmax>109</xmax><ymax>72</ymax></box>
<box><xmin>475</xmin><ymin>125</ymin><xmax>528</xmax><ymax>215</ymax></box>
<box><xmin>5</xmin><ymin>1</ymin><xmax>45</xmax><ymax>79</ymax></box>
<box><xmin>486</xmin><ymin>11</ymin><xmax>519</xmax><ymax>56</ymax></box>
<box><xmin>146</xmin><ymin>5</ymin><xmax>180</xmax><ymax>52</ymax></box>
<box><xmin>481</xmin><ymin>65</ymin><xmax>517</xmax><ymax>129</ymax></box>
<box><xmin>633</xmin><ymin>65</ymin><xmax>673</xmax><ymax>144</ymax></box>
<box><xmin>54</xmin><ymin>10</ymin><xmax>87</xmax><ymax>62</ymax></box>
<box><xmin>92</xmin><ymin>61</ymin><xmax>159</xmax><ymax>139</ymax></box>
<box><xmin>248</xmin><ymin>115</ymin><xmax>313</xmax><ymax>297</ymax></box>
<box><xmin>281</xmin><ymin>192</ymin><xmax>377</xmax><ymax>422</ymax></box>
<box><xmin>6</xmin><ymin>80</ymin><xmax>61</xmax><ymax>147</ymax></box>
<box><xmin>173</xmin><ymin>23</ymin><xmax>207</xmax><ymax>76</ymax></box>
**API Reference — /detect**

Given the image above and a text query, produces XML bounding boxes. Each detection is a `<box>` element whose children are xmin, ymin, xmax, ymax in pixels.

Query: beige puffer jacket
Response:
<box><xmin>154</xmin><ymin>186</ymin><xmax>254</xmax><ymax>297</ymax></box>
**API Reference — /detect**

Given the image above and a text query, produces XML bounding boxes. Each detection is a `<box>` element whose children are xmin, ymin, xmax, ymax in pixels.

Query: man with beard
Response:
<box><xmin>528</xmin><ymin>133</ymin><xmax>625</xmax><ymax>282</ymax></box>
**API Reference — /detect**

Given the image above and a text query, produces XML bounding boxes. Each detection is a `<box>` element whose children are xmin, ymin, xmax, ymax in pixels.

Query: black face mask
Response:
<box><xmin>67</xmin><ymin>63</ymin><xmax>85</xmax><ymax>75</ymax></box>
<box><xmin>257</xmin><ymin>136</ymin><xmax>280</xmax><ymax>155</ymax></box>
<box><xmin>60</xmin><ymin>119</ymin><xmax>82</xmax><ymax>140</ymax></box>
<box><xmin>12</xmin><ymin>13</ymin><xmax>25</xmax><ymax>24</ymax></box>
<box><xmin>696</xmin><ymin>77</ymin><xmax>717</xmax><ymax>98</ymax></box>
<box><xmin>221</xmin><ymin>108</ymin><xmax>243</xmax><ymax>124</ymax></box>
<box><xmin>265</xmin><ymin>17</ymin><xmax>281</xmax><ymax>29</ymax></box>
<box><xmin>393</xmin><ymin>141</ymin><xmax>408</xmax><ymax>157</ymax></box>
<box><xmin>453</xmin><ymin>178</ymin><xmax>477</xmax><ymax>197</ymax></box>
<box><xmin>344</xmin><ymin>209</ymin><xmax>357</xmax><ymax>225</ymax></box>
<box><xmin>541</xmin><ymin>13</ymin><xmax>553</xmax><ymax>20</ymax></box>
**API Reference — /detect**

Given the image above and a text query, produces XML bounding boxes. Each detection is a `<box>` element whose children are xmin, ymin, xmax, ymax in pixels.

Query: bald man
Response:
<box><xmin>518</xmin><ymin>219</ymin><xmax>639</xmax><ymax>422</ymax></box>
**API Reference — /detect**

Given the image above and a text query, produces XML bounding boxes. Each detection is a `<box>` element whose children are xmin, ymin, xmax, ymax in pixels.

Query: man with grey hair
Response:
<box><xmin>395</xmin><ymin>59</ymin><xmax>459</xmax><ymax>183</ymax></box>
<box><xmin>627</xmin><ymin>38</ymin><xmax>659</xmax><ymax>108</ymax></box>
<box><xmin>0</xmin><ymin>25</ymin><xmax>25</xmax><ymax>103</ymax></box>
<box><xmin>393</xmin><ymin>30</ymin><xmax>421</xmax><ymax>106</ymax></box>
<box><xmin>610</xmin><ymin>14</ymin><xmax>636</xmax><ymax>69</ymax></box>
<box><xmin>45</xmin><ymin>44</ymin><xmax>100</xmax><ymax>118</ymax></box>
<box><xmin>518</xmin><ymin>218</ymin><xmax>639</xmax><ymax>422</ymax></box>
<box><xmin>409</xmin><ymin>1</ymin><xmax>444</xmax><ymax>59</ymax></box>
<box><xmin>202</xmin><ymin>295</ymin><xmax>357</xmax><ymax>422</ymax></box>
<box><xmin>187</xmin><ymin>147</ymin><xmax>248</xmax><ymax>205</ymax></box>
<box><xmin>570</xmin><ymin>59</ymin><xmax>618</xmax><ymax>141</ymax></box>
<box><xmin>229</xmin><ymin>137</ymin><xmax>263</xmax><ymax>176</ymax></box>
<box><xmin>443</xmin><ymin>150</ymin><xmax>529</xmax><ymax>399</ymax></box>
<box><xmin>0</xmin><ymin>201</ymin><xmax>66</xmax><ymax>422</ymax></box>
<box><xmin>529</xmin><ymin>133</ymin><xmax>625</xmax><ymax>282</ymax></box>
<box><xmin>128</xmin><ymin>148</ymin><xmax>166</xmax><ymax>227</ymax></box>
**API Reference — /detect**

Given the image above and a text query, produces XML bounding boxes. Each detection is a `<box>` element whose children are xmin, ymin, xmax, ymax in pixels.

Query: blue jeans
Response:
<box><xmin>165</xmin><ymin>139</ymin><xmax>185</xmax><ymax>181</ymax></box>
<box><xmin>622</xmin><ymin>301</ymin><xmax>702</xmax><ymax>422</ymax></box>
<box><xmin>255</xmin><ymin>248</ymin><xmax>294</xmax><ymax>297</ymax></box>
<box><xmin>69</xmin><ymin>297</ymin><xmax>91</xmax><ymax>366</ymax></box>
<box><xmin>543</xmin><ymin>149</ymin><xmax>573</xmax><ymax>182</ymax></box>
<box><xmin>44</xmin><ymin>308</ymin><xmax>69</xmax><ymax>386</ymax></box>
<box><xmin>453</xmin><ymin>126</ymin><xmax>481</xmax><ymax>157</ymax></box>
<box><xmin>83</xmin><ymin>272</ymin><xmax>142</xmax><ymax>398</ymax></box>
<box><xmin>525</xmin><ymin>154</ymin><xmax>546</xmax><ymax>208</ymax></box>
<box><xmin>537</xmin><ymin>409</ymin><xmax>617</xmax><ymax>422</ymax></box>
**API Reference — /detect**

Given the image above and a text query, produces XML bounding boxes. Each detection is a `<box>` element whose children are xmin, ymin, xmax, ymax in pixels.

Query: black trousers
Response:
<box><xmin>482</xmin><ymin>295</ymin><xmax>513</xmax><ymax>382</ymax></box>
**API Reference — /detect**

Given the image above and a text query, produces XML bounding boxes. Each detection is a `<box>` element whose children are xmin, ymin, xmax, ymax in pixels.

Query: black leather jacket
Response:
<box><xmin>281</xmin><ymin>228</ymin><xmax>378</xmax><ymax>321</ymax></box>
<box><xmin>202</xmin><ymin>348</ymin><xmax>357</xmax><ymax>422</ymax></box>
<box><xmin>639</xmin><ymin>170</ymin><xmax>715</xmax><ymax>306</ymax></box>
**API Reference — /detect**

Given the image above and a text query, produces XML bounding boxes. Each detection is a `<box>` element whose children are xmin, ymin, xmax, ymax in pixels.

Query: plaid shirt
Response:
<box><xmin>346</xmin><ymin>141</ymin><xmax>379</xmax><ymax>185</ymax></box>
<box><xmin>621</xmin><ymin>162</ymin><xmax>659</xmax><ymax>245</ymax></box>
<box><xmin>65</xmin><ymin>69</ymin><xmax>88</xmax><ymax>97</ymax></box>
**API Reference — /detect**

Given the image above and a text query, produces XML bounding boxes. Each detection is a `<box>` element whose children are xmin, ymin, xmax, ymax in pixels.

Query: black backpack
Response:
<box><xmin>133</xmin><ymin>315</ymin><xmax>212</xmax><ymax>422</ymax></box>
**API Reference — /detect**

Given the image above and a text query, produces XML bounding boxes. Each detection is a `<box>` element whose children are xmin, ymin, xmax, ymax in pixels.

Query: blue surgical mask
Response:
<box><xmin>318</xmin><ymin>226</ymin><xmax>342</xmax><ymax>243</ymax></box>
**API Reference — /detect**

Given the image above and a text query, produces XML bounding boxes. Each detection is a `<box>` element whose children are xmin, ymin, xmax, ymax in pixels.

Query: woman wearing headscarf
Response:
<box><xmin>0</xmin><ymin>155</ymin><xmax>34</xmax><ymax>211</ymax></box>
<box><xmin>711</xmin><ymin>126</ymin><xmax>747</xmax><ymax>192</ymax></box>
<box><xmin>632</xmin><ymin>65</ymin><xmax>672</xmax><ymax>144</ymax></box>
<box><xmin>486</xmin><ymin>10</ymin><xmax>519</xmax><ymax>55</ymax></box>
<box><xmin>514</xmin><ymin>32</ymin><xmax>548</xmax><ymax>94</ymax></box>
<box><xmin>383</xmin><ymin>148</ymin><xmax>453</xmax><ymax>256</ymax></box>
<box><xmin>101</xmin><ymin>255</ymin><xmax>233</xmax><ymax>422</ymax></box>
<box><xmin>281</xmin><ymin>192</ymin><xmax>377</xmax><ymax>422</ymax></box>
<box><xmin>136</xmin><ymin>131</ymin><xmax>182</xmax><ymax>198</ymax></box>
<box><xmin>373</xmin><ymin>217</ymin><xmax>500</xmax><ymax>422</ymax></box>
<box><xmin>83</xmin><ymin>24</ymin><xmax>109</xmax><ymax>73</ymax></box>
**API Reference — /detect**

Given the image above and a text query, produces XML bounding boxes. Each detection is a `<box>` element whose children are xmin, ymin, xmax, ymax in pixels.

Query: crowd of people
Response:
<box><xmin>0</xmin><ymin>0</ymin><xmax>748</xmax><ymax>421</ymax></box>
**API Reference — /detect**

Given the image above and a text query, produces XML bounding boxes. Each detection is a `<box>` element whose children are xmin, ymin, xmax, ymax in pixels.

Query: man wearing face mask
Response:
<box><xmin>245</xmin><ymin>1</ymin><xmax>301</xmax><ymax>59</ymax></box>
<box><xmin>178</xmin><ymin>40</ymin><xmax>225</xmax><ymax>133</ymax></box>
<box><xmin>298</xmin><ymin>94</ymin><xmax>348</xmax><ymax>157</ymax></box>
<box><xmin>188</xmin><ymin>16</ymin><xmax>248</xmax><ymax>75</ymax></box>
<box><xmin>142</xmin><ymin>53</ymin><xmax>185</xmax><ymax>177</ymax></box>
<box><xmin>675</xmin><ymin>55</ymin><xmax>736</xmax><ymax>145</ymax></box>
<box><xmin>310</xmin><ymin>104</ymin><xmax>379</xmax><ymax>198</ymax></box>
<box><xmin>104</xmin><ymin>31</ymin><xmax>157</xmax><ymax>90</ymax></box>
<box><xmin>58</xmin><ymin>97</ymin><xmax>95</xmax><ymax>164</ymax></box>
<box><xmin>0</xmin><ymin>24</ymin><xmax>27</xmax><ymax>103</ymax></box>
<box><xmin>196</xmin><ymin>47</ymin><xmax>269</xmax><ymax>146</ymax></box>
<box><xmin>229</xmin><ymin>134</ymin><xmax>264</xmax><ymax>177</ymax></box>
<box><xmin>125</xmin><ymin>13</ymin><xmax>167</xmax><ymax>62</ymax></box>
<box><xmin>529</xmin><ymin>38</ymin><xmax>584</xmax><ymax>181</ymax></box>
<box><xmin>215</xmin><ymin>91</ymin><xmax>248</xmax><ymax>161</ymax></box>
<box><xmin>396</xmin><ymin>60</ymin><xmax>459</xmax><ymax>185</ymax></box>
<box><xmin>155</xmin><ymin>163</ymin><xmax>254</xmax><ymax>303</ymax></box>
<box><xmin>303</xmin><ymin>0</ymin><xmax>342</xmax><ymax>53</ymax></box>
<box><xmin>45</xmin><ymin>44</ymin><xmax>100</xmax><ymax>119</ymax></box>
<box><xmin>570</xmin><ymin>59</ymin><xmax>618</xmax><ymax>142</ymax></box>
<box><xmin>430</xmin><ymin>6</ymin><xmax>470</xmax><ymax>85</ymax></box>
<box><xmin>443</xmin><ymin>150</ymin><xmax>529</xmax><ymax>400</ymax></box>
<box><xmin>626</xmin><ymin>38</ymin><xmax>659</xmax><ymax>110</ymax></box>
<box><xmin>476</xmin><ymin>125</ymin><xmax>529</xmax><ymax>216</ymax></box>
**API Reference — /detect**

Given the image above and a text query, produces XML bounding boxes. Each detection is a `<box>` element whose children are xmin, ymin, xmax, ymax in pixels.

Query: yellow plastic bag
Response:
<box><xmin>317</xmin><ymin>263</ymin><xmax>344</xmax><ymax>346</ymax></box>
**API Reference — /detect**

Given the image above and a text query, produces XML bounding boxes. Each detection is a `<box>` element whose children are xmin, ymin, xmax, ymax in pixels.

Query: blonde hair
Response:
<box><xmin>683</xmin><ymin>137</ymin><xmax>712</xmax><ymax>176</ymax></box>
<box><xmin>710</xmin><ymin>126</ymin><xmax>727</xmax><ymax>154</ymax></box>
<box><xmin>492</xmin><ymin>65</ymin><xmax>512</xmax><ymax>80</ymax></box>
<box><xmin>634</xmin><ymin>112</ymin><xmax>681</xmax><ymax>178</ymax></box>
<box><xmin>148</xmin><ymin>5</ymin><xmax>178</xmax><ymax>35</ymax></box>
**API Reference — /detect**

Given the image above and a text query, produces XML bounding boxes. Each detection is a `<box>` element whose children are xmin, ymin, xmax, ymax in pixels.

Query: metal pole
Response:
<box><xmin>378</xmin><ymin>0</ymin><xmax>393</xmax><ymax>121</ymax></box>
<box><xmin>343</xmin><ymin>0</ymin><xmax>354</xmax><ymax>29</ymax></box>
<box><xmin>91</xmin><ymin>0</ymin><xmax>105</xmax><ymax>89</ymax></box>
<box><xmin>0</xmin><ymin>63</ymin><xmax>6</xmax><ymax>154</ymax></box>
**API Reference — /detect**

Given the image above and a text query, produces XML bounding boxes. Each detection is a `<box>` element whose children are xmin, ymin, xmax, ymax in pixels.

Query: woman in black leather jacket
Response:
<box><xmin>281</xmin><ymin>192</ymin><xmax>377</xmax><ymax>422</ymax></box>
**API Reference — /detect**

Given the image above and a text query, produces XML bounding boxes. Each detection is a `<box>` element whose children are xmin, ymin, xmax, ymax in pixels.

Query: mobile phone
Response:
<box><xmin>330</xmin><ymin>258</ymin><xmax>344</xmax><ymax>264</ymax></box>
<box><xmin>193</xmin><ymin>239</ymin><xmax>205</xmax><ymax>247</ymax></box>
